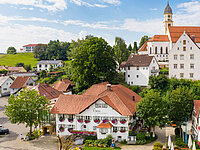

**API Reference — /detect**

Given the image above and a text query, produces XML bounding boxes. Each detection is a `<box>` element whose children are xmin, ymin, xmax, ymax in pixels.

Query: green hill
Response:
<box><xmin>0</xmin><ymin>53</ymin><xmax>39</xmax><ymax>67</ymax></box>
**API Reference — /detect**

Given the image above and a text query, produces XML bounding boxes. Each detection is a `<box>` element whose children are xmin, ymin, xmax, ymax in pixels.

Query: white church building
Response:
<box><xmin>138</xmin><ymin>2</ymin><xmax>200</xmax><ymax>80</ymax></box>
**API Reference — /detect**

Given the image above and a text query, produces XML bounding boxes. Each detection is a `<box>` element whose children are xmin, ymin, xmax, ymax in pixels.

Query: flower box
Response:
<box><xmin>120</xmin><ymin>130</ymin><xmax>126</xmax><ymax>133</ymax></box>
<box><xmin>85</xmin><ymin>120</ymin><xmax>90</xmax><ymax>123</ymax></box>
<box><xmin>59</xmin><ymin>117</ymin><xmax>65</xmax><ymax>122</ymax></box>
<box><xmin>111</xmin><ymin>119</ymin><xmax>118</xmax><ymax>124</ymax></box>
<box><xmin>94</xmin><ymin>119</ymin><xmax>100</xmax><ymax>124</ymax></box>
<box><xmin>59</xmin><ymin>126</ymin><xmax>64</xmax><ymax>132</ymax></box>
<box><xmin>103</xmin><ymin>119</ymin><xmax>109</xmax><ymax>123</ymax></box>
<box><xmin>78</xmin><ymin>119</ymin><xmax>83</xmax><ymax>123</ymax></box>
<box><xmin>68</xmin><ymin>118</ymin><xmax>74</xmax><ymax>123</ymax></box>
<box><xmin>120</xmin><ymin>119</ymin><xmax>127</xmax><ymax>124</ymax></box>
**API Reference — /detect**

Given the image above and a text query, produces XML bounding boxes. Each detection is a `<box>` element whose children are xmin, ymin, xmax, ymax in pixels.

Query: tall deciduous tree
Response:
<box><xmin>5</xmin><ymin>88</ymin><xmax>49</xmax><ymax>134</ymax></box>
<box><xmin>113</xmin><ymin>37</ymin><xmax>130</xmax><ymax>65</ymax></box>
<box><xmin>136</xmin><ymin>89</ymin><xmax>168</xmax><ymax>136</ymax></box>
<box><xmin>72</xmin><ymin>37</ymin><xmax>116</xmax><ymax>92</ymax></box>
<box><xmin>7</xmin><ymin>47</ymin><xmax>16</xmax><ymax>54</ymax></box>
<box><xmin>139</xmin><ymin>36</ymin><xmax>150</xmax><ymax>48</ymax></box>
<box><xmin>34</xmin><ymin>44</ymin><xmax>47</xmax><ymax>60</ymax></box>
<box><xmin>165</xmin><ymin>86</ymin><xmax>194</xmax><ymax>127</ymax></box>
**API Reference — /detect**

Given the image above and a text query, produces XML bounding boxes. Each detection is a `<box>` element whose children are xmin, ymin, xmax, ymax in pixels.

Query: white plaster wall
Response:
<box><xmin>0</xmin><ymin>78</ymin><xmax>14</xmax><ymax>96</ymax></box>
<box><xmin>37</xmin><ymin>62</ymin><xmax>63</xmax><ymax>72</ymax></box>
<box><xmin>55</xmin><ymin>100</ymin><xmax>129</xmax><ymax>140</ymax></box>
<box><xmin>169</xmin><ymin>32</ymin><xmax>200</xmax><ymax>80</ymax></box>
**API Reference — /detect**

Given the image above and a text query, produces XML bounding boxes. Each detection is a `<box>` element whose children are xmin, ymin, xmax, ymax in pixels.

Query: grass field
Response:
<box><xmin>0</xmin><ymin>53</ymin><xmax>39</xmax><ymax>67</ymax></box>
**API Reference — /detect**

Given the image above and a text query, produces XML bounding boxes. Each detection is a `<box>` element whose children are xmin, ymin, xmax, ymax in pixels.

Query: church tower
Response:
<box><xmin>164</xmin><ymin>2</ymin><xmax>173</xmax><ymax>35</ymax></box>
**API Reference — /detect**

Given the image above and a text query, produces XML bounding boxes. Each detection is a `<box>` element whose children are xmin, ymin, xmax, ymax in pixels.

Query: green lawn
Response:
<box><xmin>0</xmin><ymin>53</ymin><xmax>39</xmax><ymax>67</ymax></box>
<box><xmin>83</xmin><ymin>147</ymin><xmax>121</xmax><ymax>150</ymax></box>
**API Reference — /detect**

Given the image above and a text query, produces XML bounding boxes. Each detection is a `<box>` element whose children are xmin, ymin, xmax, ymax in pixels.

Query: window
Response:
<box><xmin>190</xmin><ymin>54</ymin><xmax>194</xmax><ymax>59</ymax></box>
<box><xmin>143</xmin><ymin>67</ymin><xmax>145</xmax><ymax>70</ymax></box>
<box><xmin>180</xmin><ymin>55</ymin><xmax>184</xmax><ymax>60</ymax></box>
<box><xmin>136</xmin><ymin>75</ymin><xmax>139</xmax><ymax>78</ymax></box>
<box><xmin>137</xmin><ymin>67</ymin><xmax>139</xmax><ymax>70</ymax></box>
<box><xmin>190</xmin><ymin>73</ymin><xmax>194</xmax><ymax>78</ymax></box>
<box><xmin>39</xmin><ymin>64</ymin><xmax>41</xmax><ymax>68</ymax></box>
<box><xmin>174</xmin><ymin>64</ymin><xmax>177</xmax><ymax>69</ymax></box>
<box><xmin>177</xmin><ymin>47</ymin><xmax>179</xmax><ymax>50</ymax></box>
<box><xmin>93</xmin><ymin>126</ymin><xmax>96</xmax><ymax>130</ymax></box>
<box><xmin>45</xmin><ymin>64</ymin><xmax>47</xmax><ymax>67</ymax></box>
<box><xmin>166</xmin><ymin>47</ymin><xmax>168</xmax><ymax>54</ymax></box>
<box><xmin>102</xmin><ymin>104</ymin><xmax>108</xmax><ymax>108</ymax></box>
<box><xmin>155</xmin><ymin>47</ymin><xmax>157</xmax><ymax>54</ymax></box>
<box><xmin>180</xmin><ymin>64</ymin><xmax>184</xmax><ymax>69</ymax></box>
<box><xmin>190</xmin><ymin>64</ymin><xmax>194</xmax><ymax>69</ymax></box>
<box><xmin>160</xmin><ymin>47</ymin><xmax>163</xmax><ymax>54</ymax></box>
<box><xmin>113</xmin><ymin>127</ymin><xmax>118</xmax><ymax>133</ymax></box>
<box><xmin>150</xmin><ymin>47</ymin><xmax>152</xmax><ymax>54</ymax></box>
<box><xmin>146</xmin><ymin>68</ymin><xmax>148</xmax><ymax>70</ymax></box>
<box><xmin>95</xmin><ymin>103</ymin><xmax>101</xmax><ymax>108</ymax></box>
<box><xmin>180</xmin><ymin>73</ymin><xmax>184</xmax><ymax>78</ymax></box>
<box><xmin>190</xmin><ymin>47</ymin><xmax>192</xmax><ymax>50</ymax></box>
<box><xmin>183</xmin><ymin>40</ymin><xmax>186</xmax><ymax>45</ymax></box>
<box><xmin>183</xmin><ymin>47</ymin><xmax>186</xmax><ymax>51</ymax></box>
<box><xmin>128</xmin><ymin>75</ymin><xmax>130</xmax><ymax>77</ymax></box>
<box><xmin>128</xmin><ymin>66</ymin><xmax>130</xmax><ymax>70</ymax></box>
<box><xmin>131</xmin><ymin>82</ymin><xmax>133</xmax><ymax>85</ymax></box>
<box><xmin>153</xmin><ymin>60</ymin><xmax>155</xmax><ymax>63</ymax></box>
<box><xmin>174</xmin><ymin>55</ymin><xmax>178</xmax><ymax>60</ymax></box>
<box><xmin>3</xmin><ymin>88</ymin><xmax>7</xmax><ymax>91</ymax></box>
<box><xmin>100</xmin><ymin>128</ymin><xmax>108</xmax><ymax>134</ymax></box>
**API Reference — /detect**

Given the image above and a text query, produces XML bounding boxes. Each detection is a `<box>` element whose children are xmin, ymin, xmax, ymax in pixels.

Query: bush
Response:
<box><xmin>153</xmin><ymin>148</ymin><xmax>162</xmax><ymax>150</ymax></box>
<box><xmin>105</xmin><ymin>134</ymin><xmax>113</xmax><ymax>147</ymax></box>
<box><xmin>153</xmin><ymin>142</ymin><xmax>163</xmax><ymax>149</ymax></box>
<box><xmin>136</xmin><ymin>132</ymin><xmax>145</xmax><ymax>141</ymax></box>
<box><xmin>175</xmin><ymin>137</ymin><xmax>188</xmax><ymax>148</ymax></box>
<box><xmin>120</xmin><ymin>139</ymin><xmax>127</xmax><ymax>144</ymax></box>
<box><xmin>84</xmin><ymin>135</ymin><xmax>97</xmax><ymax>141</ymax></box>
<box><xmin>136</xmin><ymin>140</ymin><xmax>146</xmax><ymax>145</ymax></box>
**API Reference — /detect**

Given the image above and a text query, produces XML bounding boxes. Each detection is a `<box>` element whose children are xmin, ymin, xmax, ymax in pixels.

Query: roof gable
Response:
<box><xmin>0</xmin><ymin>76</ymin><xmax>12</xmax><ymax>86</ymax></box>
<box><xmin>10</xmin><ymin>76</ymin><xmax>30</xmax><ymax>89</ymax></box>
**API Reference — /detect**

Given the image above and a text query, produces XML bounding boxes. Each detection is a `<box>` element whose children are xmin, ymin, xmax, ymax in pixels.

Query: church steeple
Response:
<box><xmin>164</xmin><ymin>1</ymin><xmax>173</xmax><ymax>35</ymax></box>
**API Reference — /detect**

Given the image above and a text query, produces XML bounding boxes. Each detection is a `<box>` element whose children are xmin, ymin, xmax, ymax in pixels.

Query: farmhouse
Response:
<box><xmin>50</xmin><ymin>83</ymin><xmax>142</xmax><ymax>141</ymax></box>
<box><xmin>36</xmin><ymin>60</ymin><xmax>63</xmax><ymax>72</ymax></box>
<box><xmin>0</xmin><ymin>76</ymin><xmax>14</xmax><ymax>97</ymax></box>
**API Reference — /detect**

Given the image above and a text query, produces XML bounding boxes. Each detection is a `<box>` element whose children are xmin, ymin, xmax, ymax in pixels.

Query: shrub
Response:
<box><xmin>84</xmin><ymin>135</ymin><xmax>97</xmax><ymax>141</ymax></box>
<box><xmin>136</xmin><ymin>132</ymin><xmax>145</xmax><ymax>141</ymax></box>
<box><xmin>120</xmin><ymin>139</ymin><xmax>127</xmax><ymax>144</ymax></box>
<box><xmin>105</xmin><ymin>134</ymin><xmax>113</xmax><ymax>147</ymax></box>
<box><xmin>153</xmin><ymin>148</ymin><xmax>162</xmax><ymax>150</ymax></box>
<box><xmin>175</xmin><ymin>137</ymin><xmax>188</xmax><ymax>148</ymax></box>
<box><xmin>136</xmin><ymin>140</ymin><xmax>146</xmax><ymax>145</ymax></box>
<box><xmin>153</xmin><ymin>142</ymin><xmax>163</xmax><ymax>149</ymax></box>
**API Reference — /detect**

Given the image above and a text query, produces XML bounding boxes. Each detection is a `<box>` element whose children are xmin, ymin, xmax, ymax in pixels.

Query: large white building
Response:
<box><xmin>138</xmin><ymin>2</ymin><xmax>200</xmax><ymax>80</ymax></box>
<box><xmin>50</xmin><ymin>83</ymin><xmax>142</xmax><ymax>141</ymax></box>
<box><xmin>36</xmin><ymin>60</ymin><xmax>63</xmax><ymax>72</ymax></box>
<box><xmin>121</xmin><ymin>54</ymin><xmax>159</xmax><ymax>86</ymax></box>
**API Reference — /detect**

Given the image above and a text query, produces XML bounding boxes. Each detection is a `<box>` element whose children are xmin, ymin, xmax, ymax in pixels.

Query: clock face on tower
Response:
<box><xmin>168</xmin><ymin>15</ymin><xmax>171</xmax><ymax>18</ymax></box>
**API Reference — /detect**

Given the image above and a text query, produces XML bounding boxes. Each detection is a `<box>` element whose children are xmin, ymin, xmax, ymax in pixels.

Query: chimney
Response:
<box><xmin>192</xmin><ymin>35</ymin><xmax>195</xmax><ymax>42</ymax></box>
<box><xmin>106</xmin><ymin>84</ymin><xmax>112</xmax><ymax>91</ymax></box>
<box><xmin>133</xmin><ymin>96</ymin><xmax>135</xmax><ymax>101</ymax></box>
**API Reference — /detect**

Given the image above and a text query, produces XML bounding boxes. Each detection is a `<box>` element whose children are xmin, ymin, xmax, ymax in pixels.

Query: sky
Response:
<box><xmin>0</xmin><ymin>0</ymin><xmax>200</xmax><ymax>53</ymax></box>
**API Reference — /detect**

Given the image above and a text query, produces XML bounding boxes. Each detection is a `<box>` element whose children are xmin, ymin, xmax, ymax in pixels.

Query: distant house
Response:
<box><xmin>27</xmin><ymin>83</ymin><xmax>62</xmax><ymax>104</ymax></box>
<box><xmin>10</xmin><ymin>76</ymin><xmax>34</xmax><ymax>95</ymax></box>
<box><xmin>50</xmin><ymin>83</ymin><xmax>142</xmax><ymax>141</ymax></box>
<box><xmin>0</xmin><ymin>76</ymin><xmax>14</xmax><ymax>97</ymax></box>
<box><xmin>0</xmin><ymin>66</ymin><xmax>26</xmax><ymax>73</ymax></box>
<box><xmin>9</xmin><ymin>72</ymin><xmax>38</xmax><ymax>81</ymax></box>
<box><xmin>36</xmin><ymin>60</ymin><xmax>63</xmax><ymax>72</ymax></box>
<box><xmin>22</xmin><ymin>44</ymin><xmax>38</xmax><ymax>52</ymax></box>
<box><xmin>51</xmin><ymin>79</ymin><xmax>75</xmax><ymax>95</ymax></box>
<box><xmin>192</xmin><ymin>100</ymin><xmax>200</xmax><ymax>141</ymax></box>
<box><xmin>121</xmin><ymin>54</ymin><xmax>159</xmax><ymax>86</ymax></box>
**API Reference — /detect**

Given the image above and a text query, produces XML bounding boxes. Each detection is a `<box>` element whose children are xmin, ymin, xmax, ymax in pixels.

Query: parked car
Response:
<box><xmin>0</xmin><ymin>124</ymin><xmax>9</xmax><ymax>135</ymax></box>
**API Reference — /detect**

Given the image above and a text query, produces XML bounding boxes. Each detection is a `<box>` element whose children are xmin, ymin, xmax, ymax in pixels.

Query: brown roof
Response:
<box><xmin>5</xmin><ymin>66</ymin><xmax>25</xmax><ymax>72</ymax></box>
<box><xmin>138</xmin><ymin>41</ymin><xmax>148</xmax><ymax>52</ymax></box>
<box><xmin>148</xmin><ymin>35</ymin><xmax>169</xmax><ymax>42</ymax></box>
<box><xmin>50</xmin><ymin>83</ymin><xmax>142</xmax><ymax>116</ymax></box>
<box><xmin>27</xmin><ymin>84</ymin><xmax>62</xmax><ymax>100</ymax></box>
<box><xmin>124</xmin><ymin>54</ymin><xmax>154</xmax><ymax>67</ymax></box>
<box><xmin>51</xmin><ymin>79</ymin><xmax>75</xmax><ymax>92</ymax></box>
<box><xmin>168</xmin><ymin>26</ymin><xmax>200</xmax><ymax>43</ymax></box>
<box><xmin>62</xmin><ymin>79</ymin><xmax>75</xmax><ymax>86</ymax></box>
<box><xmin>97</xmin><ymin>122</ymin><xmax>113</xmax><ymax>128</ymax></box>
<box><xmin>194</xmin><ymin>100</ymin><xmax>200</xmax><ymax>118</ymax></box>
<box><xmin>10</xmin><ymin>76</ymin><xmax>29</xmax><ymax>89</ymax></box>
<box><xmin>119</xmin><ymin>62</ymin><xmax>126</xmax><ymax>68</ymax></box>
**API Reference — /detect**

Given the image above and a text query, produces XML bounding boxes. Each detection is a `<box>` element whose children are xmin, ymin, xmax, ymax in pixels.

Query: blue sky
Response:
<box><xmin>0</xmin><ymin>0</ymin><xmax>200</xmax><ymax>53</ymax></box>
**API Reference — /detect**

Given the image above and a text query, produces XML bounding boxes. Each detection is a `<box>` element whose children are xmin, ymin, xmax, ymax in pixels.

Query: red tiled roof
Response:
<box><xmin>23</xmin><ymin>44</ymin><xmax>38</xmax><ymax>47</ymax></box>
<box><xmin>119</xmin><ymin>62</ymin><xmax>126</xmax><ymax>68</ymax></box>
<box><xmin>4</xmin><ymin>66</ymin><xmax>25</xmax><ymax>72</ymax></box>
<box><xmin>62</xmin><ymin>79</ymin><xmax>75</xmax><ymax>86</ymax></box>
<box><xmin>51</xmin><ymin>79</ymin><xmax>75</xmax><ymax>92</ymax></box>
<box><xmin>138</xmin><ymin>41</ymin><xmax>148</xmax><ymax>52</ymax></box>
<box><xmin>10</xmin><ymin>76</ymin><xmax>29</xmax><ymax>89</ymax></box>
<box><xmin>50</xmin><ymin>83</ymin><xmax>142</xmax><ymax>116</ymax></box>
<box><xmin>168</xmin><ymin>26</ymin><xmax>200</xmax><ymax>43</ymax></box>
<box><xmin>194</xmin><ymin>100</ymin><xmax>200</xmax><ymax>118</ymax></box>
<box><xmin>148</xmin><ymin>35</ymin><xmax>169</xmax><ymax>42</ymax></box>
<box><xmin>97</xmin><ymin>122</ymin><xmax>113</xmax><ymax>128</ymax></box>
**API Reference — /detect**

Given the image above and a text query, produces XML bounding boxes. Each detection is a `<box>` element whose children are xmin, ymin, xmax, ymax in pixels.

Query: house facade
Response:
<box><xmin>10</xmin><ymin>76</ymin><xmax>34</xmax><ymax>95</ymax></box>
<box><xmin>0</xmin><ymin>76</ymin><xmax>14</xmax><ymax>97</ymax></box>
<box><xmin>121</xmin><ymin>54</ymin><xmax>159</xmax><ymax>86</ymax></box>
<box><xmin>36</xmin><ymin>60</ymin><xmax>63</xmax><ymax>72</ymax></box>
<box><xmin>192</xmin><ymin>100</ymin><xmax>200</xmax><ymax>141</ymax></box>
<box><xmin>22</xmin><ymin>44</ymin><xmax>38</xmax><ymax>52</ymax></box>
<box><xmin>50</xmin><ymin>83</ymin><xmax>142</xmax><ymax>141</ymax></box>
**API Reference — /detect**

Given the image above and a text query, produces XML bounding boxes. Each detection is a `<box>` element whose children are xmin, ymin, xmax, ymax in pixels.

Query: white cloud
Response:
<box><xmin>0</xmin><ymin>24</ymin><xmax>78</xmax><ymax>53</ymax></box>
<box><xmin>100</xmin><ymin>0</ymin><xmax>121</xmax><ymax>5</ymax></box>
<box><xmin>0</xmin><ymin>0</ymin><xmax>67</xmax><ymax>11</ymax></box>
<box><xmin>150</xmin><ymin>8</ymin><xmax>158</xmax><ymax>11</ymax></box>
<box><xmin>175</xmin><ymin>1</ymin><xmax>200</xmax><ymax>25</ymax></box>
